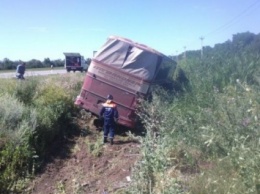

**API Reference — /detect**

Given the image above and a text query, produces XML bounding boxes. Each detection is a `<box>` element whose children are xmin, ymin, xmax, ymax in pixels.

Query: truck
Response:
<box><xmin>63</xmin><ymin>52</ymin><xmax>89</xmax><ymax>72</ymax></box>
<box><xmin>74</xmin><ymin>36</ymin><xmax>177</xmax><ymax>128</ymax></box>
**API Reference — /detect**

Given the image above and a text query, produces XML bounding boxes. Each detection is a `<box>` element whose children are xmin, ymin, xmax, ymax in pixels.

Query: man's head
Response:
<box><xmin>107</xmin><ymin>94</ymin><xmax>113</xmax><ymax>100</ymax></box>
<box><xmin>106</xmin><ymin>94</ymin><xmax>114</xmax><ymax>103</ymax></box>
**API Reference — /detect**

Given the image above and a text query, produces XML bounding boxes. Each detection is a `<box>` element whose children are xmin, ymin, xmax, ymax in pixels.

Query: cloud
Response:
<box><xmin>88</xmin><ymin>27</ymin><xmax>106</xmax><ymax>32</ymax></box>
<box><xmin>67</xmin><ymin>27</ymin><xmax>106</xmax><ymax>33</ymax></box>
<box><xmin>28</xmin><ymin>27</ymin><xmax>48</xmax><ymax>33</ymax></box>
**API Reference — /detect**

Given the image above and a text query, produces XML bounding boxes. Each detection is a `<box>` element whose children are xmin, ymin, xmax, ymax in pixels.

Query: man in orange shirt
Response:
<box><xmin>99</xmin><ymin>95</ymin><xmax>119</xmax><ymax>145</ymax></box>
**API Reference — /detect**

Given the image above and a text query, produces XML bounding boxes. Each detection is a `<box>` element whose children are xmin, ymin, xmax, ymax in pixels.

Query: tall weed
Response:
<box><xmin>0</xmin><ymin>74</ymin><xmax>85</xmax><ymax>192</ymax></box>
<box><xmin>0</xmin><ymin>94</ymin><xmax>37</xmax><ymax>192</ymax></box>
<box><xmin>127</xmin><ymin>89</ymin><xmax>184</xmax><ymax>194</ymax></box>
<box><xmin>128</xmin><ymin>49</ymin><xmax>260</xmax><ymax>193</ymax></box>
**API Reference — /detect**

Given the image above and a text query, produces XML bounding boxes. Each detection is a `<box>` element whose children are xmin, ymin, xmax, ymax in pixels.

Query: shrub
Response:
<box><xmin>127</xmin><ymin>48</ymin><xmax>260</xmax><ymax>193</ymax></box>
<box><xmin>0</xmin><ymin>74</ymin><xmax>85</xmax><ymax>192</ymax></box>
<box><xmin>31</xmin><ymin>74</ymin><xmax>83</xmax><ymax>159</ymax></box>
<box><xmin>0</xmin><ymin>94</ymin><xmax>37</xmax><ymax>192</ymax></box>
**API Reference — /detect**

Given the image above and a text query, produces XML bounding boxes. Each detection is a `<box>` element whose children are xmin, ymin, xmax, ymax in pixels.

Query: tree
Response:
<box><xmin>43</xmin><ymin>58</ymin><xmax>52</xmax><ymax>68</ymax></box>
<box><xmin>2</xmin><ymin>58</ymin><xmax>14</xmax><ymax>70</ymax></box>
<box><xmin>27</xmin><ymin>59</ymin><xmax>43</xmax><ymax>68</ymax></box>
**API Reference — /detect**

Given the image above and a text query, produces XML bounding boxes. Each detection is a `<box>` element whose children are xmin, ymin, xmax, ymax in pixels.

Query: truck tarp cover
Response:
<box><xmin>92</xmin><ymin>36</ymin><xmax>171</xmax><ymax>81</ymax></box>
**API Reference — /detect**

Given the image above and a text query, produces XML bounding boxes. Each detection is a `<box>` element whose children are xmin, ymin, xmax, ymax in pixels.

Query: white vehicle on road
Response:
<box><xmin>63</xmin><ymin>53</ymin><xmax>89</xmax><ymax>73</ymax></box>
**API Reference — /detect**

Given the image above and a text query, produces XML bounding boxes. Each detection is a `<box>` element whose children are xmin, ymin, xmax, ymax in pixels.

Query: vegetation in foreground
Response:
<box><xmin>0</xmin><ymin>31</ymin><xmax>259</xmax><ymax>194</ymax></box>
<box><xmin>126</xmin><ymin>32</ymin><xmax>260</xmax><ymax>194</ymax></box>
<box><xmin>0</xmin><ymin>74</ymin><xmax>85</xmax><ymax>193</ymax></box>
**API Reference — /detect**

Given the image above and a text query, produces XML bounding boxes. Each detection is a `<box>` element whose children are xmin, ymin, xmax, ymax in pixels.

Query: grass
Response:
<box><xmin>85</xmin><ymin>135</ymin><xmax>104</xmax><ymax>157</ymax></box>
<box><xmin>0</xmin><ymin>73</ymin><xmax>85</xmax><ymax>193</ymax></box>
<box><xmin>126</xmin><ymin>49</ymin><xmax>260</xmax><ymax>194</ymax></box>
<box><xmin>1</xmin><ymin>41</ymin><xmax>260</xmax><ymax>193</ymax></box>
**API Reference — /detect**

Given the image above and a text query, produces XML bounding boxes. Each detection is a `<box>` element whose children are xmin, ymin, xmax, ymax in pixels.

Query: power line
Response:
<box><xmin>204</xmin><ymin>0</ymin><xmax>260</xmax><ymax>37</ymax></box>
<box><xmin>175</xmin><ymin>0</ymin><xmax>260</xmax><ymax>58</ymax></box>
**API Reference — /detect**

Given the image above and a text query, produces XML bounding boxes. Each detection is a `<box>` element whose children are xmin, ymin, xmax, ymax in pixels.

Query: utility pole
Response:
<box><xmin>199</xmin><ymin>36</ymin><xmax>204</xmax><ymax>59</ymax></box>
<box><xmin>183</xmin><ymin>46</ymin><xmax>186</xmax><ymax>61</ymax></box>
<box><xmin>175</xmin><ymin>50</ymin><xmax>178</xmax><ymax>63</ymax></box>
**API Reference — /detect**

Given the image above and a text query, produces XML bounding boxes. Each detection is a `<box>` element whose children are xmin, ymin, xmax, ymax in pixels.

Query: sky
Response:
<box><xmin>0</xmin><ymin>0</ymin><xmax>260</xmax><ymax>61</ymax></box>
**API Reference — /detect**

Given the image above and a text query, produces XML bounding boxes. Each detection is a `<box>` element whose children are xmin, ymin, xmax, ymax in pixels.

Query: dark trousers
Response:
<box><xmin>16</xmin><ymin>74</ymin><xmax>24</xmax><ymax>79</ymax></box>
<box><xmin>103</xmin><ymin>122</ymin><xmax>115</xmax><ymax>139</ymax></box>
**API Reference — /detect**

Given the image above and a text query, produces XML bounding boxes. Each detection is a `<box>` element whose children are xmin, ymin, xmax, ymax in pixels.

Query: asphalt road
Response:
<box><xmin>0</xmin><ymin>69</ymin><xmax>68</xmax><ymax>79</ymax></box>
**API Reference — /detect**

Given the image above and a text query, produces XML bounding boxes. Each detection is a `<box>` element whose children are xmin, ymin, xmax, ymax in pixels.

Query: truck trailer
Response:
<box><xmin>75</xmin><ymin>36</ymin><xmax>177</xmax><ymax>128</ymax></box>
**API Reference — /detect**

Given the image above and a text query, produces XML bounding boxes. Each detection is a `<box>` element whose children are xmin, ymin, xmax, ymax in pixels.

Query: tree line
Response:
<box><xmin>176</xmin><ymin>31</ymin><xmax>260</xmax><ymax>60</ymax></box>
<box><xmin>0</xmin><ymin>58</ymin><xmax>64</xmax><ymax>70</ymax></box>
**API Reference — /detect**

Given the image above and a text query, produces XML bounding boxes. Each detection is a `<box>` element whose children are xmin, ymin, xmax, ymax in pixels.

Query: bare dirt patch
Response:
<box><xmin>28</xmin><ymin>117</ymin><xmax>141</xmax><ymax>194</ymax></box>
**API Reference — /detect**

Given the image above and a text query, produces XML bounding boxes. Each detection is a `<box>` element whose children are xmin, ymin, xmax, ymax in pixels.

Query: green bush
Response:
<box><xmin>0</xmin><ymin>94</ymin><xmax>37</xmax><ymax>192</ymax></box>
<box><xmin>127</xmin><ymin>47</ymin><xmax>260</xmax><ymax>193</ymax></box>
<box><xmin>0</xmin><ymin>74</ymin><xmax>85</xmax><ymax>192</ymax></box>
<box><xmin>32</xmin><ymin>84</ymin><xmax>74</xmax><ymax>157</ymax></box>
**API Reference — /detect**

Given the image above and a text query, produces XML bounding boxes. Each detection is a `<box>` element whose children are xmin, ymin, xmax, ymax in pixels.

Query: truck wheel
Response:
<box><xmin>73</xmin><ymin>70</ymin><xmax>76</xmax><ymax>73</ymax></box>
<box><xmin>67</xmin><ymin>69</ymin><xmax>70</xmax><ymax>73</ymax></box>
